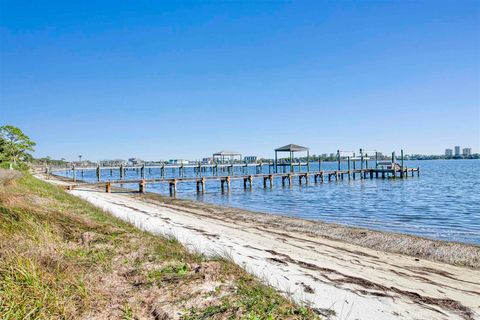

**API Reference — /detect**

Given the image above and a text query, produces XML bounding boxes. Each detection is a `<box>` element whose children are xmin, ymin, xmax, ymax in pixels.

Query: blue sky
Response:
<box><xmin>1</xmin><ymin>1</ymin><xmax>479</xmax><ymax>161</ymax></box>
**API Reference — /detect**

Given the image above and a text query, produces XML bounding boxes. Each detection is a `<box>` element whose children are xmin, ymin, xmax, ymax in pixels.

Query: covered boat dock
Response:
<box><xmin>274</xmin><ymin>144</ymin><xmax>310</xmax><ymax>173</ymax></box>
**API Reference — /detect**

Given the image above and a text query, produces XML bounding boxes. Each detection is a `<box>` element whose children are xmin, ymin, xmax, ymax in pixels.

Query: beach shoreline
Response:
<box><xmin>137</xmin><ymin>191</ymin><xmax>480</xmax><ymax>269</ymax></box>
<box><xmin>45</xmin><ymin>171</ymin><xmax>480</xmax><ymax>269</ymax></box>
<box><xmin>40</xmin><ymin>173</ymin><xmax>480</xmax><ymax>320</ymax></box>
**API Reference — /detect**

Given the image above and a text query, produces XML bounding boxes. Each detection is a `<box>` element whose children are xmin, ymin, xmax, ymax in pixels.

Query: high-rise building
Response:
<box><xmin>462</xmin><ymin>148</ymin><xmax>472</xmax><ymax>157</ymax></box>
<box><xmin>445</xmin><ymin>149</ymin><xmax>453</xmax><ymax>157</ymax></box>
<box><xmin>454</xmin><ymin>146</ymin><xmax>461</xmax><ymax>156</ymax></box>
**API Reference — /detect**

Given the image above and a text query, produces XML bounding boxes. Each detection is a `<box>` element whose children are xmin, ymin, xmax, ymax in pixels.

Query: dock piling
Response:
<box><xmin>139</xmin><ymin>179</ymin><xmax>146</xmax><ymax>193</ymax></box>
<box><xmin>169</xmin><ymin>179</ymin><xmax>177</xmax><ymax>196</ymax></box>
<box><xmin>96</xmin><ymin>165</ymin><xmax>100</xmax><ymax>182</ymax></box>
<box><xmin>360</xmin><ymin>149</ymin><xmax>364</xmax><ymax>179</ymax></box>
<box><xmin>224</xmin><ymin>176</ymin><xmax>231</xmax><ymax>192</ymax></box>
<box><xmin>263</xmin><ymin>175</ymin><xmax>273</xmax><ymax>188</ymax></box>
<box><xmin>347</xmin><ymin>156</ymin><xmax>351</xmax><ymax>180</ymax></box>
<box><xmin>352</xmin><ymin>153</ymin><xmax>356</xmax><ymax>179</ymax></box>
<box><xmin>243</xmin><ymin>176</ymin><xmax>253</xmax><ymax>189</ymax></box>
<box><xmin>337</xmin><ymin>150</ymin><xmax>341</xmax><ymax>170</ymax></box>
<box><xmin>196</xmin><ymin>177</ymin><xmax>206</xmax><ymax>193</ymax></box>
<box><xmin>392</xmin><ymin>152</ymin><xmax>396</xmax><ymax>179</ymax></box>
<box><xmin>400</xmin><ymin>150</ymin><xmax>404</xmax><ymax>178</ymax></box>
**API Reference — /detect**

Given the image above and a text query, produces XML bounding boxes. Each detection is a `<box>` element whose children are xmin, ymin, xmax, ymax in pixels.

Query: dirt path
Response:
<box><xmin>63</xmin><ymin>187</ymin><xmax>480</xmax><ymax>320</ymax></box>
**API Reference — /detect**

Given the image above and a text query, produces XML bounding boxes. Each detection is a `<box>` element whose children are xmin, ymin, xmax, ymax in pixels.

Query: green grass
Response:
<box><xmin>183</xmin><ymin>272</ymin><xmax>314</xmax><ymax>320</ymax></box>
<box><xmin>0</xmin><ymin>172</ymin><xmax>321</xmax><ymax>319</ymax></box>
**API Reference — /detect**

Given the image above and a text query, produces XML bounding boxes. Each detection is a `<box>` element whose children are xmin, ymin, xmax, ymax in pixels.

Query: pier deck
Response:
<box><xmin>56</xmin><ymin>167</ymin><xmax>420</xmax><ymax>196</ymax></box>
<box><xmin>49</xmin><ymin>162</ymin><xmax>281</xmax><ymax>172</ymax></box>
<box><xmin>49</xmin><ymin>148</ymin><xmax>419</xmax><ymax>196</ymax></box>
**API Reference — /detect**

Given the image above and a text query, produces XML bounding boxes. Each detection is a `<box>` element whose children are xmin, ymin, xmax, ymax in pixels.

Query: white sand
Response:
<box><xmin>53</xmin><ymin>185</ymin><xmax>479</xmax><ymax>320</ymax></box>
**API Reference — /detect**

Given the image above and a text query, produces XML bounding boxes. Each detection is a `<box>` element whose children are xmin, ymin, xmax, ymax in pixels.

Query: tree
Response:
<box><xmin>0</xmin><ymin>125</ymin><xmax>36</xmax><ymax>165</ymax></box>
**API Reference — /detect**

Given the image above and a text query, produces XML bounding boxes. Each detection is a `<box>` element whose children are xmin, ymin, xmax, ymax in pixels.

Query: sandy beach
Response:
<box><xmin>41</xmin><ymin>174</ymin><xmax>480</xmax><ymax>320</ymax></box>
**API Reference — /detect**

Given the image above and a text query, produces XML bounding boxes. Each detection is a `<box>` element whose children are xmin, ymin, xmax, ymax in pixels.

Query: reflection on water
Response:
<box><xmin>58</xmin><ymin>160</ymin><xmax>480</xmax><ymax>244</ymax></box>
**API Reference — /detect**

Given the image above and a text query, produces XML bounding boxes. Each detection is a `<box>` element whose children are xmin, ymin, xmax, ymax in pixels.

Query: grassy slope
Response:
<box><xmin>0</xmin><ymin>173</ymin><xmax>320</xmax><ymax>319</ymax></box>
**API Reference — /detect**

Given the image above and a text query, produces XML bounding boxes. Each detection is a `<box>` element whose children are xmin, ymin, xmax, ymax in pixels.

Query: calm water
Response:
<box><xmin>58</xmin><ymin>160</ymin><xmax>480</xmax><ymax>244</ymax></box>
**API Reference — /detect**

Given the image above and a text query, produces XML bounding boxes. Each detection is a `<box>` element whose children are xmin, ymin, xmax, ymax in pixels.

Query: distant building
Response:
<box><xmin>169</xmin><ymin>159</ymin><xmax>189</xmax><ymax>165</ymax></box>
<box><xmin>462</xmin><ymin>148</ymin><xmax>472</xmax><ymax>157</ymax></box>
<box><xmin>445</xmin><ymin>149</ymin><xmax>453</xmax><ymax>157</ymax></box>
<box><xmin>128</xmin><ymin>158</ymin><xmax>143</xmax><ymax>166</ymax></box>
<box><xmin>202</xmin><ymin>157</ymin><xmax>213</xmax><ymax>164</ymax></box>
<box><xmin>244</xmin><ymin>156</ymin><xmax>257</xmax><ymax>163</ymax></box>
<box><xmin>100</xmin><ymin>159</ymin><xmax>126</xmax><ymax>166</ymax></box>
<box><xmin>212</xmin><ymin>150</ymin><xmax>242</xmax><ymax>163</ymax></box>
<box><xmin>321</xmin><ymin>153</ymin><xmax>328</xmax><ymax>158</ymax></box>
<box><xmin>329</xmin><ymin>153</ymin><xmax>335</xmax><ymax>158</ymax></box>
<box><xmin>454</xmin><ymin>146</ymin><xmax>461</xmax><ymax>156</ymax></box>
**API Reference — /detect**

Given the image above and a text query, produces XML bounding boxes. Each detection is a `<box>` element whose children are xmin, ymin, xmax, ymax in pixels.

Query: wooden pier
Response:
<box><xmin>51</xmin><ymin>147</ymin><xmax>420</xmax><ymax>197</ymax></box>
<box><xmin>61</xmin><ymin>167</ymin><xmax>419</xmax><ymax>196</ymax></box>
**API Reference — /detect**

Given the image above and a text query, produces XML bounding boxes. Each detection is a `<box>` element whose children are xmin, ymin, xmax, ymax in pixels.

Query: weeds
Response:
<box><xmin>0</xmin><ymin>172</ymin><xmax>321</xmax><ymax>319</ymax></box>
